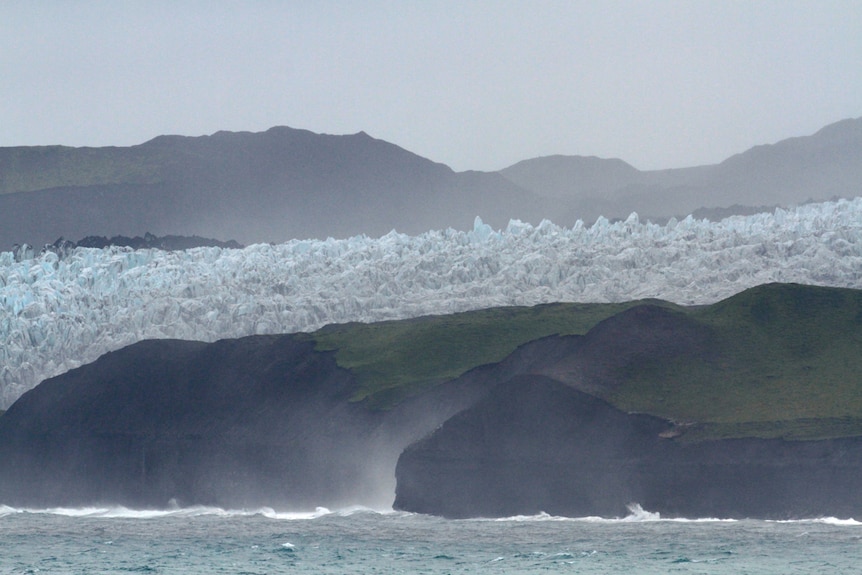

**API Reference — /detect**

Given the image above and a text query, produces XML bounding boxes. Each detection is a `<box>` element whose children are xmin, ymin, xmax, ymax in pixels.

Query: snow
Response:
<box><xmin>2</xmin><ymin>198</ymin><xmax>862</xmax><ymax>408</ymax></box>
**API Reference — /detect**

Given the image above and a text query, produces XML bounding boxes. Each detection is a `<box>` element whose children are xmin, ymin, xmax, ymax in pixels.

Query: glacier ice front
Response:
<box><xmin>2</xmin><ymin>200</ymin><xmax>862</xmax><ymax>408</ymax></box>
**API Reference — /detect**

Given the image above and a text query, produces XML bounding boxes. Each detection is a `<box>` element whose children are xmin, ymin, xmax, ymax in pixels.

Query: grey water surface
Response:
<box><xmin>1</xmin><ymin>505</ymin><xmax>860</xmax><ymax>574</ymax></box>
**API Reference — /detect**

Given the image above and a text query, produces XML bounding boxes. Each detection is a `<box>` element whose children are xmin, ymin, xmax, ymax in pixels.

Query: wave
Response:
<box><xmin>2</xmin><ymin>502</ymin><xmax>859</xmax><ymax>525</ymax></box>
<box><xmin>487</xmin><ymin>504</ymin><xmax>862</xmax><ymax>524</ymax></box>
<box><xmin>488</xmin><ymin>504</ymin><xmax>736</xmax><ymax>523</ymax></box>
<box><xmin>769</xmin><ymin>517</ymin><xmax>862</xmax><ymax>526</ymax></box>
<box><xmin>0</xmin><ymin>503</ymin><xmax>400</xmax><ymax>520</ymax></box>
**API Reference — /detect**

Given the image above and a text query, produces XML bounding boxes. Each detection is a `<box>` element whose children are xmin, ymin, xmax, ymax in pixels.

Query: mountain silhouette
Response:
<box><xmin>0</xmin><ymin>127</ymin><xmax>551</xmax><ymax>248</ymax></box>
<box><xmin>500</xmin><ymin>117</ymin><xmax>862</xmax><ymax>223</ymax></box>
<box><xmin>1</xmin><ymin>118</ymin><xmax>859</xmax><ymax>248</ymax></box>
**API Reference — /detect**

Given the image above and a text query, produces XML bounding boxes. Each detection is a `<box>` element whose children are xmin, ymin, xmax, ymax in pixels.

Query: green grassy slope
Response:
<box><xmin>302</xmin><ymin>301</ymin><xmax>666</xmax><ymax>408</ymax></box>
<box><xmin>304</xmin><ymin>283</ymin><xmax>862</xmax><ymax>440</ymax></box>
<box><xmin>0</xmin><ymin>146</ymin><xmax>169</xmax><ymax>194</ymax></box>
<box><xmin>609</xmin><ymin>283</ymin><xmax>862</xmax><ymax>441</ymax></box>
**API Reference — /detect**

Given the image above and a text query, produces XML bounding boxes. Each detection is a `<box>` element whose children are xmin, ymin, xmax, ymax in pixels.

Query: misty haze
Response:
<box><xmin>2</xmin><ymin>2</ymin><xmax>862</xmax><ymax>573</ymax></box>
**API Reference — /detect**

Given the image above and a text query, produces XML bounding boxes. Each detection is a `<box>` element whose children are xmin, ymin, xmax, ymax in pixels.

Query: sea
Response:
<box><xmin>1</xmin><ymin>504</ymin><xmax>860</xmax><ymax>574</ymax></box>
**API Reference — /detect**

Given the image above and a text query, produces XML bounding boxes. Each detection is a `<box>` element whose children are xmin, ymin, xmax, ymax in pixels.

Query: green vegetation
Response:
<box><xmin>0</xmin><ymin>146</ymin><xmax>169</xmax><ymax>194</ymax></box>
<box><xmin>304</xmin><ymin>283</ymin><xmax>862</xmax><ymax>441</ymax></box>
<box><xmin>302</xmin><ymin>301</ymin><xmax>659</xmax><ymax>408</ymax></box>
<box><xmin>607</xmin><ymin>283</ymin><xmax>862</xmax><ymax>441</ymax></box>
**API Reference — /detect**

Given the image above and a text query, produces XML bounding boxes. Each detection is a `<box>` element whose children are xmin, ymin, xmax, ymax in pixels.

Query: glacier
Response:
<box><xmin>2</xmin><ymin>198</ymin><xmax>862</xmax><ymax>409</ymax></box>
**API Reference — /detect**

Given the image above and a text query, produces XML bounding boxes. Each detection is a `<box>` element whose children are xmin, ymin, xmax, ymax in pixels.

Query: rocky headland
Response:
<box><xmin>394</xmin><ymin>375</ymin><xmax>862</xmax><ymax>519</ymax></box>
<box><xmin>1</xmin><ymin>283</ymin><xmax>862</xmax><ymax>518</ymax></box>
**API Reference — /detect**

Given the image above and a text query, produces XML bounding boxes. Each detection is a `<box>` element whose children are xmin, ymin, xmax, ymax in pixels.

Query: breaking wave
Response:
<box><xmin>770</xmin><ymin>516</ymin><xmax>862</xmax><ymax>526</ymax></box>
<box><xmin>1</xmin><ymin>502</ymin><xmax>858</xmax><ymax>524</ymax></box>
<box><xmin>490</xmin><ymin>503</ymin><xmax>737</xmax><ymax>523</ymax></box>
<box><xmin>0</xmin><ymin>504</ymin><xmax>395</xmax><ymax>520</ymax></box>
<box><xmin>3</xmin><ymin>198</ymin><xmax>862</xmax><ymax>407</ymax></box>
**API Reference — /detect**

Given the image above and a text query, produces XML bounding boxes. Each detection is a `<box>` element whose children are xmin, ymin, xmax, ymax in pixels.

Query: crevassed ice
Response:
<box><xmin>2</xmin><ymin>199</ymin><xmax>862</xmax><ymax>408</ymax></box>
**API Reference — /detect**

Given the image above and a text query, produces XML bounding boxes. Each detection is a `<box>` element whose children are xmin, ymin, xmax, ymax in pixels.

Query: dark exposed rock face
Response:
<box><xmin>3</xmin><ymin>297</ymin><xmax>862</xmax><ymax>518</ymax></box>
<box><xmin>72</xmin><ymin>233</ymin><xmax>244</xmax><ymax>251</ymax></box>
<box><xmin>0</xmin><ymin>335</ymin><xmax>500</xmax><ymax>509</ymax></box>
<box><xmin>394</xmin><ymin>376</ymin><xmax>862</xmax><ymax>519</ymax></box>
<box><xmin>0</xmin><ymin>336</ymin><xmax>366</xmax><ymax>508</ymax></box>
<box><xmin>395</xmin><ymin>375</ymin><xmax>670</xmax><ymax>518</ymax></box>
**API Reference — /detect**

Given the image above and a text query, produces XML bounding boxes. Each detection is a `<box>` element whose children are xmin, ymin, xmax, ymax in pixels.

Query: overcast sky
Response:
<box><xmin>3</xmin><ymin>1</ymin><xmax>860</xmax><ymax>171</ymax></box>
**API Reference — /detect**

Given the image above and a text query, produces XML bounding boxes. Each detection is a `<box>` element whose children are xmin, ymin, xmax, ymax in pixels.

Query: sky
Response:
<box><xmin>2</xmin><ymin>1</ymin><xmax>861</xmax><ymax>172</ymax></box>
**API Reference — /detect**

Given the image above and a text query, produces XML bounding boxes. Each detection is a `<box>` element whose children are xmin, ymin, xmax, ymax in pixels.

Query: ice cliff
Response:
<box><xmin>2</xmin><ymin>198</ymin><xmax>862</xmax><ymax>408</ymax></box>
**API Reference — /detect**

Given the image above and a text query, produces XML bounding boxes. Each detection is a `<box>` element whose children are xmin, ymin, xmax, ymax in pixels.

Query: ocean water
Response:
<box><xmin>1</xmin><ymin>505</ymin><xmax>860</xmax><ymax>574</ymax></box>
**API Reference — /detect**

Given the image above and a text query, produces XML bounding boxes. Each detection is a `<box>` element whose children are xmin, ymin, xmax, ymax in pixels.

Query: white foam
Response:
<box><xmin>770</xmin><ymin>516</ymin><xmax>862</xmax><ymax>526</ymax></box>
<box><xmin>620</xmin><ymin>502</ymin><xmax>662</xmax><ymax>522</ymax></box>
<box><xmin>488</xmin><ymin>503</ymin><xmax>737</xmax><ymax>523</ymax></box>
<box><xmin>0</xmin><ymin>504</ymin><xmax>21</xmax><ymax>517</ymax></box>
<box><xmin>3</xmin><ymin>199</ymin><xmax>862</xmax><ymax>407</ymax></box>
<box><xmin>0</xmin><ymin>504</ymin><xmax>367</xmax><ymax>520</ymax></box>
<box><xmin>815</xmin><ymin>517</ymin><xmax>862</xmax><ymax>526</ymax></box>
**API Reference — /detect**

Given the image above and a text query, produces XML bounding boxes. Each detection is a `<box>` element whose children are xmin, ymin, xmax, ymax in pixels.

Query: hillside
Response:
<box><xmin>1</xmin><ymin>118</ymin><xmax>860</xmax><ymax>250</ymax></box>
<box><xmin>611</xmin><ymin>284</ymin><xmax>862</xmax><ymax>440</ymax></box>
<box><xmin>301</xmin><ymin>283</ymin><xmax>862</xmax><ymax>441</ymax></box>
<box><xmin>500</xmin><ymin>117</ymin><xmax>862</xmax><ymax>222</ymax></box>
<box><xmin>301</xmin><ymin>301</ymin><xmax>658</xmax><ymax>408</ymax></box>
<box><xmin>0</xmin><ymin>127</ymin><xmax>551</xmax><ymax>248</ymax></box>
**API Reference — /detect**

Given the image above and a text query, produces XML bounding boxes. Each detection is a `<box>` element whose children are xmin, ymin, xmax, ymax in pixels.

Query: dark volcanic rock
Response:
<box><xmin>72</xmin><ymin>232</ymin><xmax>244</xmax><ymax>251</ymax></box>
<box><xmin>0</xmin><ymin>336</ymin><xmax>369</xmax><ymax>508</ymax></box>
<box><xmin>0</xmin><ymin>335</ymin><xmax>498</xmax><ymax>509</ymax></box>
<box><xmin>394</xmin><ymin>375</ymin><xmax>671</xmax><ymax>518</ymax></box>
<box><xmin>394</xmin><ymin>375</ymin><xmax>862</xmax><ymax>519</ymax></box>
<box><xmin>5</xmin><ymin>295</ymin><xmax>862</xmax><ymax>517</ymax></box>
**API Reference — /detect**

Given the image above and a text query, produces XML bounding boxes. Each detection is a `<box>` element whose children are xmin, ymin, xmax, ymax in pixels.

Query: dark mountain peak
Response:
<box><xmin>138</xmin><ymin>126</ymin><xmax>329</xmax><ymax>150</ymax></box>
<box><xmin>0</xmin><ymin>124</ymin><xmax>536</xmax><ymax>247</ymax></box>
<box><xmin>709</xmin><ymin>282</ymin><xmax>860</xmax><ymax>324</ymax></box>
<box><xmin>502</xmin><ymin>154</ymin><xmax>638</xmax><ymax>174</ymax></box>
<box><xmin>812</xmin><ymin>116</ymin><xmax>862</xmax><ymax>140</ymax></box>
<box><xmin>138</xmin><ymin>133</ymin><xmax>193</xmax><ymax>147</ymax></box>
<box><xmin>499</xmin><ymin>154</ymin><xmax>641</xmax><ymax>201</ymax></box>
<box><xmin>2</xmin><ymin>118</ymin><xmax>859</xmax><ymax>248</ymax></box>
<box><xmin>719</xmin><ymin>116</ymin><xmax>862</xmax><ymax>168</ymax></box>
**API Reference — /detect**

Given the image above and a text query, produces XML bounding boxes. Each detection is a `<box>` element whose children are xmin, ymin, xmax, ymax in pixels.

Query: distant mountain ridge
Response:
<box><xmin>500</xmin><ymin>117</ymin><xmax>862</xmax><ymax>223</ymax></box>
<box><xmin>0</xmin><ymin>118</ymin><xmax>859</xmax><ymax>248</ymax></box>
<box><xmin>0</xmin><ymin>127</ymin><xmax>553</xmax><ymax>248</ymax></box>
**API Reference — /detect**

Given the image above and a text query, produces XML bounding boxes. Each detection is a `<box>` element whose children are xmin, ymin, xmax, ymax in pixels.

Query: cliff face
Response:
<box><xmin>0</xmin><ymin>336</ymin><xmax>373</xmax><ymax>508</ymax></box>
<box><xmin>394</xmin><ymin>375</ymin><xmax>862</xmax><ymax>519</ymax></box>
<box><xmin>3</xmin><ymin>287</ymin><xmax>862</xmax><ymax>517</ymax></box>
<box><xmin>0</xmin><ymin>334</ymin><xmax>503</xmax><ymax>509</ymax></box>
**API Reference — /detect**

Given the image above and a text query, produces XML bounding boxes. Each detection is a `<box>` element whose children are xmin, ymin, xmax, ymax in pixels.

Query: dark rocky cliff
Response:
<box><xmin>3</xmin><ymin>288</ymin><xmax>862</xmax><ymax>517</ymax></box>
<box><xmin>0</xmin><ymin>334</ymin><xmax>500</xmax><ymax>509</ymax></box>
<box><xmin>0</xmin><ymin>336</ymin><xmax>366</xmax><ymax>508</ymax></box>
<box><xmin>394</xmin><ymin>375</ymin><xmax>862</xmax><ymax>519</ymax></box>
